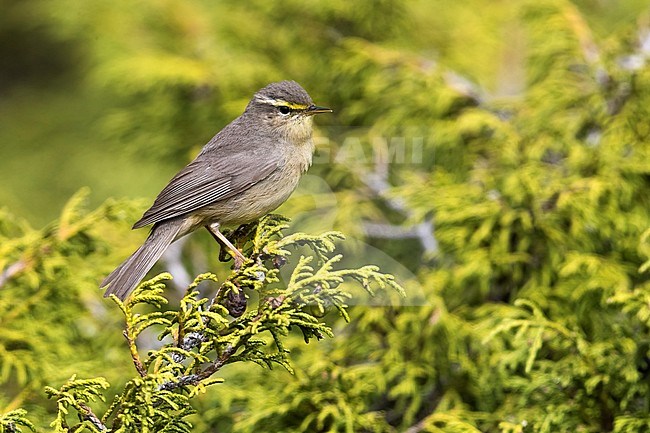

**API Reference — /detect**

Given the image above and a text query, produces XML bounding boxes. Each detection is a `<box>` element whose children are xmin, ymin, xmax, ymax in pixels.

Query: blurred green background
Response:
<box><xmin>1</xmin><ymin>0</ymin><xmax>645</xmax><ymax>226</ymax></box>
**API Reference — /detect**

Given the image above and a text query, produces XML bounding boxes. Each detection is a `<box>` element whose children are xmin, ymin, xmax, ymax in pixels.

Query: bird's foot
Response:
<box><xmin>206</xmin><ymin>223</ymin><xmax>247</xmax><ymax>270</ymax></box>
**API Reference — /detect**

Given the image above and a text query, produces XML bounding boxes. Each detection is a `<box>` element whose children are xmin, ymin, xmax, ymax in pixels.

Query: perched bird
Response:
<box><xmin>101</xmin><ymin>81</ymin><xmax>332</xmax><ymax>300</ymax></box>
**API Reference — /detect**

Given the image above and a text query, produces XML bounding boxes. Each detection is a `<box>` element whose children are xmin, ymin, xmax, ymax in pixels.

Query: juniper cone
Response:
<box><xmin>101</xmin><ymin>81</ymin><xmax>332</xmax><ymax>300</ymax></box>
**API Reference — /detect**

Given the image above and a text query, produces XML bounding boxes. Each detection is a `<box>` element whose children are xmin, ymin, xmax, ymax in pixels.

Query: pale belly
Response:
<box><xmin>172</xmin><ymin>138</ymin><xmax>314</xmax><ymax>237</ymax></box>
<box><xmin>183</xmin><ymin>165</ymin><xmax>302</xmax><ymax>230</ymax></box>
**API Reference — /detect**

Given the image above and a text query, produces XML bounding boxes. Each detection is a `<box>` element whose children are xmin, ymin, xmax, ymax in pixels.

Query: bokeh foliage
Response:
<box><xmin>2</xmin><ymin>0</ymin><xmax>650</xmax><ymax>432</ymax></box>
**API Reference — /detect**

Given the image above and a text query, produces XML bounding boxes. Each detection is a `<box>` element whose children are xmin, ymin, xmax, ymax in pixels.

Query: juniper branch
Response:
<box><xmin>158</xmin><ymin>344</ymin><xmax>236</xmax><ymax>392</ymax></box>
<box><xmin>78</xmin><ymin>403</ymin><xmax>107</xmax><ymax>432</ymax></box>
<box><xmin>123</xmin><ymin>329</ymin><xmax>146</xmax><ymax>378</ymax></box>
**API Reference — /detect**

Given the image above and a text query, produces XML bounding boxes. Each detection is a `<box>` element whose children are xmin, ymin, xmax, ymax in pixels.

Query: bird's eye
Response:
<box><xmin>278</xmin><ymin>106</ymin><xmax>291</xmax><ymax>115</ymax></box>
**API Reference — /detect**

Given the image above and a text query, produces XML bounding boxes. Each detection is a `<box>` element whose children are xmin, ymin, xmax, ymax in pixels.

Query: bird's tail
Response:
<box><xmin>101</xmin><ymin>221</ymin><xmax>183</xmax><ymax>301</ymax></box>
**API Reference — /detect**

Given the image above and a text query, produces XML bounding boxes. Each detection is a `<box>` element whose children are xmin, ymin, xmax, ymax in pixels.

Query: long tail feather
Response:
<box><xmin>101</xmin><ymin>221</ymin><xmax>183</xmax><ymax>301</ymax></box>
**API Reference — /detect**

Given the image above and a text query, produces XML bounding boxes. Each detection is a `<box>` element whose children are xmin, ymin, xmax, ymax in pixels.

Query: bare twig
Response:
<box><xmin>0</xmin><ymin>260</ymin><xmax>27</xmax><ymax>288</ymax></box>
<box><xmin>78</xmin><ymin>403</ymin><xmax>108</xmax><ymax>432</ymax></box>
<box><xmin>402</xmin><ymin>419</ymin><xmax>426</xmax><ymax>433</ymax></box>
<box><xmin>362</xmin><ymin>222</ymin><xmax>422</xmax><ymax>239</ymax></box>
<box><xmin>362</xmin><ymin>171</ymin><xmax>438</xmax><ymax>254</ymax></box>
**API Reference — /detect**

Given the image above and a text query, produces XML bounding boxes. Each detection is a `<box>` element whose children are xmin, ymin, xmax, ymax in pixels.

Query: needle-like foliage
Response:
<box><xmin>0</xmin><ymin>213</ymin><xmax>402</xmax><ymax>432</ymax></box>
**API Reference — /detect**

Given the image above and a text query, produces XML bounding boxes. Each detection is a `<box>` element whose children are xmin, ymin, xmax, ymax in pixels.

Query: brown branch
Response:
<box><xmin>0</xmin><ymin>260</ymin><xmax>27</xmax><ymax>288</ymax></box>
<box><xmin>362</xmin><ymin>171</ymin><xmax>438</xmax><ymax>253</ymax></box>
<box><xmin>78</xmin><ymin>403</ymin><xmax>108</xmax><ymax>432</ymax></box>
<box><xmin>0</xmin><ymin>243</ymin><xmax>53</xmax><ymax>289</ymax></box>
<box><xmin>158</xmin><ymin>344</ymin><xmax>236</xmax><ymax>391</ymax></box>
<box><xmin>123</xmin><ymin>330</ymin><xmax>147</xmax><ymax>378</ymax></box>
<box><xmin>402</xmin><ymin>419</ymin><xmax>426</xmax><ymax>433</ymax></box>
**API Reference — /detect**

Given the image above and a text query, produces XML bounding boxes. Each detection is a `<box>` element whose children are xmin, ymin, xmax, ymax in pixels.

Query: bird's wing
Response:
<box><xmin>132</xmin><ymin>152</ymin><xmax>280</xmax><ymax>228</ymax></box>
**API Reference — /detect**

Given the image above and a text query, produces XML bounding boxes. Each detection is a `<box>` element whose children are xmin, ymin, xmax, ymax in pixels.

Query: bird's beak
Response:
<box><xmin>306</xmin><ymin>105</ymin><xmax>333</xmax><ymax>115</ymax></box>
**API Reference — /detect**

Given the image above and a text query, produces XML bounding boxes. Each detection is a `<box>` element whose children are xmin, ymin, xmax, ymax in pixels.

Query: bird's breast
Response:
<box><xmin>190</xmin><ymin>139</ymin><xmax>314</xmax><ymax>228</ymax></box>
<box><xmin>290</xmin><ymin>137</ymin><xmax>315</xmax><ymax>174</ymax></box>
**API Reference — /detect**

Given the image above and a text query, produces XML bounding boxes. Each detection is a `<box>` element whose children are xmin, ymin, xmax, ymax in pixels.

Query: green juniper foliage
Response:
<box><xmin>2</xmin><ymin>0</ymin><xmax>650</xmax><ymax>432</ymax></box>
<box><xmin>0</xmin><ymin>409</ymin><xmax>35</xmax><ymax>433</ymax></box>
<box><xmin>0</xmin><ymin>189</ymin><xmax>138</xmax><ymax>411</ymax></box>
<box><xmin>0</xmin><ymin>210</ymin><xmax>401</xmax><ymax>432</ymax></box>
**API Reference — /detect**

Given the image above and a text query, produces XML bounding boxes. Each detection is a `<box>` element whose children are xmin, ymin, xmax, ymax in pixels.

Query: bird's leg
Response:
<box><xmin>206</xmin><ymin>223</ymin><xmax>246</xmax><ymax>269</ymax></box>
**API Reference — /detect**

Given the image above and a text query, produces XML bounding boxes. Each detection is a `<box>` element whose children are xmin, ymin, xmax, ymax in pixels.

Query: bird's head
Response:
<box><xmin>246</xmin><ymin>81</ymin><xmax>332</xmax><ymax>141</ymax></box>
